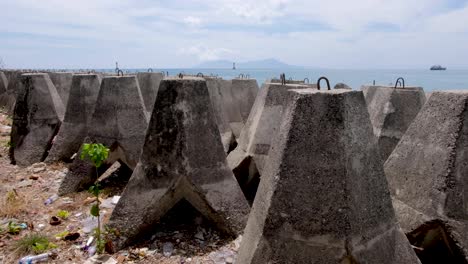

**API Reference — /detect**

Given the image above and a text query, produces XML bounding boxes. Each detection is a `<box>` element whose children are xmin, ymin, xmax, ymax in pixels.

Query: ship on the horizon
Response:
<box><xmin>430</xmin><ymin>65</ymin><xmax>446</xmax><ymax>70</ymax></box>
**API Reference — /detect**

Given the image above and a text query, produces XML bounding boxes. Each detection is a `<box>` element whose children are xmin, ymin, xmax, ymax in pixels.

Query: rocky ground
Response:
<box><xmin>0</xmin><ymin>112</ymin><xmax>241</xmax><ymax>264</ymax></box>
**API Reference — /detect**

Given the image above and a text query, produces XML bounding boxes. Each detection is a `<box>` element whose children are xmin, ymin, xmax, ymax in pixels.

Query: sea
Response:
<box><xmin>103</xmin><ymin>68</ymin><xmax>467</xmax><ymax>92</ymax></box>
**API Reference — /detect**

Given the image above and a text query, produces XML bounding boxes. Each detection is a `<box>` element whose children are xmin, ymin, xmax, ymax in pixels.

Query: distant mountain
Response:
<box><xmin>195</xmin><ymin>58</ymin><xmax>303</xmax><ymax>69</ymax></box>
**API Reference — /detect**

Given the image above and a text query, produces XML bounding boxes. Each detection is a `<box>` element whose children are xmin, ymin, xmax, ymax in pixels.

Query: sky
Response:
<box><xmin>1</xmin><ymin>0</ymin><xmax>468</xmax><ymax>69</ymax></box>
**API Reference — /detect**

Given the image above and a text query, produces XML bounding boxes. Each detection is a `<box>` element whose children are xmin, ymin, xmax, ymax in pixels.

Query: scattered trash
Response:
<box><xmin>18</xmin><ymin>252</ymin><xmax>57</xmax><ymax>264</ymax></box>
<box><xmin>208</xmin><ymin>248</ymin><xmax>236</xmax><ymax>264</ymax></box>
<box><xmin>44</xmin><ymin>194</ymin><xmax>59</xmax><ymax>205</ymax></box>
<box><xmin>81</xmin><ymin>215</ymin><xmax>104</xmax><ymax>233</ymax></box>
<box><xmin>233</xmin><ymin>235</ymin><xmax>242</xmax><ymax>251</ymax></box>
<box><xmin>83</xmin><ymin>253</ymin><xmax>116</xmax><ymax>263</ymax></box>
<box><xmin>163</xmin><ymin>242</ymin><xmax>174</xmax><ymax>257</ymax></box>
<box><xmin>19</xmin><ymin>223</ymin><xmax>28</xmax><ymax>229</ymax></box>
<box><xmin>111</xmin><ymin>195</ymin><xmax>120</xmax><ymax>205</ymax></box>
<box><xmin>37</xmin><ymin>224</ymin><xmax>46</xmax><ymax>230</ymax></box>
<box><xmin>49</xmin><ymin>216</ymin><xmax>62</xmax><ymax>226</ymax></box>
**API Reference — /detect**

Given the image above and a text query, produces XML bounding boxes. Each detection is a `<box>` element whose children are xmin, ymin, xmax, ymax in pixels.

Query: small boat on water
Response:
<box><xmin>430</xmin><ymin>65</ymin><xmax>446</xmax><ymax>70</ymax></box>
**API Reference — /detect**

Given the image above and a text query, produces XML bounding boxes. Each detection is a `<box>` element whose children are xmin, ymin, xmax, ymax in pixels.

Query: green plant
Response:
<box><xmin>7</xmin><ymin>221</ymin><xmax>21</xmax><ymax>235</ymax></box>
<box><xmin>57</xmin><ymin>210</ymin><xmax>70</xmax><ymax>220</ymax></box>
<box><xmin>80</xmin><ymin>143</ymin><xmax>109</xmax><ymax>254</ymax></box>
<box><xmin>14</xmin><ymin>233</ymin><xmax>55</xmax><ymax>255</ymax></box>
<box><xmin>54</xmin><ymin>230</ymin><xmax>69</xmax><ymax>240</ymax></box>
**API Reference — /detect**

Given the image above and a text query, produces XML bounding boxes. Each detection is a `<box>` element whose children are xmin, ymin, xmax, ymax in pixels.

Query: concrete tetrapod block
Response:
<box><xmin>48</xmin><ymin>72</ymin><xmax>73</xmax><ymax>107</ymax></box>
<box><xmin>362</xmin><ymin>85</ymin><xmax>426</xmax><ymax>162</ymax></box>
<box><xmin>0</xmin><ymin>72</ymin><xmax>7</xmax><ymax>94</ymax></box>
<box><xmin>0</xmin><ymin>71</ymin><xmax>22</xmax><ymax>115</ymax></box>
<box><xmin>231</xmin><ymin>78</ymin><xmax>259</xmax><ymax>123</ymax></box>
<box><xmin>227</xmin><ymin>82</ymin><xmax>310</xmax><ymax>202</ymax></box>
<box><xmin>136</xmin><ymin>72</ymin><xmax>163</xmax><ymax>114</ymax></box>
<box><xmin>58</xmin><ymin>76</ymin><xmax>148</xmax><ymax>195</ymax></box>
<box><xmin>10</xmin><ymin>73</ymin><xmax>65</xmax><ymax>166</ymax></box>
<box><xmin>206</xmin><ymin>77</ymin><xmax>235</xmax><ymax>152</ymax></box>
<box><xmin>237</xmin><ymin>89</ymin><xmax>420</xmax><ymax>264</ymax></box>
<box><xmin>45</xmin><ymin>74</ymin><xmax>102</xmax><ymax>162</ymax></box>
<box><xmin>218</xmin><ymin>79</ymin><xmax>244</xmax><ymax>138</ymax></box>
<box><xmin>108</xmin><ymin>78</ymin><xmax>250</xmax><ymax>250</ymax></box>
<box><xmin>384</xmin><ymin>91</ymin><xmax>468</xmax><ymax>258</ymax></box>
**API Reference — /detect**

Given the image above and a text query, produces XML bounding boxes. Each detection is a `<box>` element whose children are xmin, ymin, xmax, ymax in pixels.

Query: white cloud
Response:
<box><xmin>178</xmin><ymin>45</ymin><xmax>234</xmax><ymax>61</ymax></box>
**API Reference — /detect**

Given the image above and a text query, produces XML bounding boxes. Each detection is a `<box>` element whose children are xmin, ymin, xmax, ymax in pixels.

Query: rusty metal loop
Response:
<box><xmin>148</xmin><ymin>68</ymin><xmax>153</xmax><ymax>72</ymax></box>
<box><xmin>394</xmin><ymin>77</ymin><xmax>405</xmax><ymax>89</ymax></box>
<box><xmin>280</xmin><ymin>73</ymin><xmax>286</xmax><ymax>85</ymax></box>
<box><xmin>317</xmin><ymin>76</ymin><xmax>331</xmax><ymax>90</ymax></box>
<box><xmin>117</xmin><ymin>69</ymin><xmax>124</xmax><ymax>76</ymax></box>
<box><xmin>303</xmin><ymin>78</ymin><xmax>309</xmax><ymax>84</ymax></box>
<box><xmin>178</xmin><ymin>73</ymin><xmax>184</xmax><ymax>79</ymax></box>
<box><xmin>196</xmin><ymin>72</ymin><xmax>204</xmax><ymax>77</ymax></box>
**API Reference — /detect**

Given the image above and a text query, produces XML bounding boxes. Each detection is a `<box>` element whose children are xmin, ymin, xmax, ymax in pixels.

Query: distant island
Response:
<box><xmin>195</xmin><ymin>58</ymin><xmax>304</xmax><ymax>69</ymax></box>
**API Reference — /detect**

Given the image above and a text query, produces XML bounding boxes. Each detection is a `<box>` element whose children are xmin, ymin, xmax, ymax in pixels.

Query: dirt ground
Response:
<box><xmin>0</xmin><ymin>112</ymin><xmax>240</xmax><ymax>264</ymax></box>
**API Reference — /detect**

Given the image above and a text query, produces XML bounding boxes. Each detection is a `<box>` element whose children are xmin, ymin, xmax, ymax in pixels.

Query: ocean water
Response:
<box><xmin>119</xmin><ymin>68</ymin><xmax>468</xmax><ymax>92</ymax></box>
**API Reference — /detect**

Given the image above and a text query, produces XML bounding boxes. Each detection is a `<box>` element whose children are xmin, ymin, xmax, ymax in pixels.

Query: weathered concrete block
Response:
<box><xmin>0</xmin><ymin>71</ymin><xmax>22</xmax><ymax>115</ymax></box>
<box><xmin>205</xmin><ymin>77</ymin><xmax>235</xmax><ymax>152</ymax></box>
<box><xmin>231</xmin><ymin>78</ymin><xmax>258</xmax><ymax>123</ymax></box>
<box><xmin>108</xmin><ymin>77</ymin><xmax>250</xmax><ymax>250</ymax></box>
<box><xmin>237</xmin><ymin>89</ymin><xmax>420</xmax><ymax>264</ymax></box>
<box><xmin>218</xmin><ymin>79</ymin><xmax>244</xmax><ymax>138</ymax></box>
<box><xmin>0</xmin><ymin>72</ymin><xmax>7</xmax><ymax>94</ymax></box>
<box><xmin>10</xmin><ymin>73</ymin><xmax>65</xmax><ymax>166</ymax></box>
<box><xmin>136</xmin><ymin>72</ymin><xmax>163</xmax><ymax>113</ymax></box>
<box><xmin>385</xmin><ymin>91</ymin><xmax>468</xmax><ymax>231</ymax></box>
<box><xmin>227</xmin><ymin>83</ymin><xmax>310</xmax><ymax>201</ymax></box>
<box><xmin>58</xmin><ymin>76</ymin><xmax>148</xmax><ymax>195</ymax></box>
<box><xmin>48</xmin><ymin>72</ymin><xmax>73</xmax><ymax>107</ymax></box>
<box><xmin>46</xmin><ymin>74</ymin><xmax>102</xmax><ymax>163</ymax></box>
<box><xmin>362</xmin><ymin>85</ymin><xmax>426</xmax><ymax>161</ymax></box>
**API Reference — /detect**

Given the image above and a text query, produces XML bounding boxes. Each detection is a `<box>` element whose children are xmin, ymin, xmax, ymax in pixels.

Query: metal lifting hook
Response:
<box><xmin>394</xmin><ymin>77</ymin><xmax>405</xmax><ymax>89</ymax></box>
<box><xmin>280</xmin><ymin>73</ymin><xmax>286</xmax><ymax>85</ymax></box>
<box><xmin>317</xmin><ymin>77</ymin><xmax>331</xmax><ymax>90</ymax></box>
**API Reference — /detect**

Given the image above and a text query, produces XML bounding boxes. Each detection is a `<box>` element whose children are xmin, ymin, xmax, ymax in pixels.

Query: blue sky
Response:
<box><xmin>1</xmin><ymin>0</ymin><xmax>468</xmax><ymax>69</ymax></box>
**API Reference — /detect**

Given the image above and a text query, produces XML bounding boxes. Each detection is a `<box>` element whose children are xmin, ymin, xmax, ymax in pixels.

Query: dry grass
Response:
<box><xmin>0</xmin><ymin>189</ymin><xmax>26</xmax><ymax>218</ymax></box>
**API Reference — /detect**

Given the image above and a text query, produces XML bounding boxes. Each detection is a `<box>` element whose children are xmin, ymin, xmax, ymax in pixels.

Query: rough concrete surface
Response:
<box><xmin>230</xmin><ymin>78</ymin><xmax>258</xmax><ymax>123</ymax></box>
<box><xmin>0</xmin><ymin>71</ymin><xmax>22</xmax><ymax>115</ymax></box>
<box><xmin>362</xmin><ymin>85</ymin><xmax>426</xmax><ymax>162</ymax></box>
<box><xmin>237</xmin><ymin>89</ymin><xmax>420</xmax><ymax>264</ymax></box>
<box><xmin>46</xmin><ymin>74</ymin><xmax>102</xmax><ymax>163</ymax></box>
<box><xmin>10</xmin><ymin>73</ymin><xmax>65</xmax><ymax>166</ymax></box>
<box><xmin>48</xmin><ymin>72</ymin><xmax>73</xmax><ymax>107</ymax></box>
<box><xmin>385</xmin><ymin>91</ymin><xmax>468</xmax><ymax>228</ymax></box>
<box><xmin>205</xmin><ymin>77</ymin><xmax>235</xmax><ymax>152</ymax></box>
<box><xmin>384</xmin><ymin>91</ymin><xmax>468</xmax><ymax>261</ymax></box>
<box><xmin>227</xmin><ymin>82</ymin><xmax>310</xmax><ymax>192</ymax></box>
<box><xmin>0</xmin><ymin>71</ymin><xmax>7</xmax><ymax>94</ymax></box>
<box><xmin>218</xmin><ymin>79</ymin><xmax>244</xmax><ymax>138</ymax></box>
<box><xmin>108</xmin><ymin>78</ymin><xmax>250</xmax><ymax>250</ymax></box>
<box><xmin>58</xmin><ymin>76</ymin><xmax>148</xmax><ymax>195</ymax></box>
<box><xmin>136</xmin><ymin>72</ymin><xmax>163</xmax><ymax>114</ymax></box>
